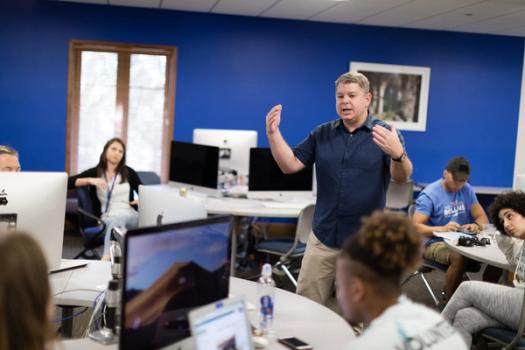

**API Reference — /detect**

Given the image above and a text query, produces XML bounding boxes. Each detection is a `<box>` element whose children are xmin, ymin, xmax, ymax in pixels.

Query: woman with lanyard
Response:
<box><xmin>337</xmin><ymin>211</ymin><xmax>467</xmax><ymax>349</ymax></box>
<box><xmin>68</xmin><ymin>138</ymin><xmax>142</xmax><ymax>258</ymax></box>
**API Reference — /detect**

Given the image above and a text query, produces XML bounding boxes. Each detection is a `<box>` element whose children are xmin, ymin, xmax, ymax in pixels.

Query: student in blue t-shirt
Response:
<box><xmin>412</xmin><ymin>157</ymin><xmax>489</xmax><ymax>300</ymax></box>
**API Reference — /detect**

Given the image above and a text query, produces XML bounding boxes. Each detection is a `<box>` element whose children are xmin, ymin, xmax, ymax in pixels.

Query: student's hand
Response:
<box><xmin>442</xmin><ymin>221</ymin><xmax>461</xmax><ymax>232</ymax></box>
<box><xmin>89</xmin><ymin>178</ymin><xmax>108</xmax><ymax>189</ymax></box>
<box><xmin>462</xmin><ymin>223</ymin><xmax>481</xmax><ymax>234</ymax></box>
<box><xmin>266</xmin><ymin>104</ymin><xmax>282</xmax><ymax>135</ymax></box>
<box><xmin>130</xmin><ymin>199</ymin><xmax>139</xmax><ymax>206</ymax></box>
<box><xmin>372</xmin><ymin>124</ymin><xmax>404</xmax><ymax>160</ymax></box>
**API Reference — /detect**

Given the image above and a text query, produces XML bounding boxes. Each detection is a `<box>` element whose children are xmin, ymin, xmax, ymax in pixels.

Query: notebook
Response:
<box><xmin>189</xmin><ymin>297</ymin><xmax>254</xmax><ymax>350</ymax></box>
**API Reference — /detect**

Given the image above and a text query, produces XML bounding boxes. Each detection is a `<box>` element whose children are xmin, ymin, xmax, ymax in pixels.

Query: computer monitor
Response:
<box><xmin>138</xmin><ymin>185</ymin><xmax>207</xmax><ymax>228</ymax></box>
<box><xmin>169</xmin><ymin>141</ymin><xmax>220</xmax><ymax>196</ymax></box>
<box><xmin>193</xmin><ymin>129</ymin><xmax>257</xmax><ymax>177</ymax></box>
<box><xmin>247</xmin><ymin>148</ymin><xmax>314</xmax><ymax>200</ymax></box>
<box><xmin>120</xmin><ymin>215</ymin><xmax>232</xmax><ymax>350</ymax></box>
<box><xmin>0</xmin><ymin>172</ymin><xmax>67</xmax><ymax>271</ymax></box>
<box><xmin>189</xmin><ymin>297</ymin><xmax>254</xmax><ymax>350</ymax></box>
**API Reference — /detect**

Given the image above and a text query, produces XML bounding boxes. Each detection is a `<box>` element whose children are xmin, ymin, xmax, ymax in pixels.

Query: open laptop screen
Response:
<box><xmin>189</xmin><ymin>297</ymin><xmax>254</xmax><ymax>350</ymax></box>
<box><xmin>120</xmin><ymin>216</ymin><xmax>232</xmax><ymax>350</ymax></box>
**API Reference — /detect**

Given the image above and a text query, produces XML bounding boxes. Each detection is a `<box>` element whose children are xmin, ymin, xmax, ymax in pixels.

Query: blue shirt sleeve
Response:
<box><xmin>415</xmin><ymin>192</ymin><xmax>434</xmax><ymax>217</ymax></box>
<box><xmin>293</xmin><ymin>130</ymin><xmax>316</xmax><ymax>167</ymax></box>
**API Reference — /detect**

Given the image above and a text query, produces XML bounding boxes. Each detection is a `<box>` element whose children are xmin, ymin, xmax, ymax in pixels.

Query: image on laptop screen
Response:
<box><xmin>189</xmin><ymin>297</ymin><xmax>254</xmax><ymax>350</ymax></box>
<box><xmin>120</xmin><ymin>216</ymin><xmax>232</xmax><ymax>350</ymax></box>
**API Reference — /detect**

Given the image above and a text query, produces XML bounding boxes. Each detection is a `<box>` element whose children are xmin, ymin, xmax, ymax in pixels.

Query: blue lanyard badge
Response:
<box><xmin>103</xmin><ymin>174</ymin><xmax>118</xmax><ymax>213</ymax></box>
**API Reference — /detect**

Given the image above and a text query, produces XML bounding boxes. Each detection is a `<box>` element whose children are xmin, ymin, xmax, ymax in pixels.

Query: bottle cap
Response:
<box><xmin>262</xmin><ymin>263</ymin><xmax>272</xmax><ymax>278</ymax></box>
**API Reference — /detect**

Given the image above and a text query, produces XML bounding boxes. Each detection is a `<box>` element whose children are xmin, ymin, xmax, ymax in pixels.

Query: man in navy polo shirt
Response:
<box><xmin>265</xmin><ymin>71</ymin><xmax>413</xmax><ymax>309</ymax></box>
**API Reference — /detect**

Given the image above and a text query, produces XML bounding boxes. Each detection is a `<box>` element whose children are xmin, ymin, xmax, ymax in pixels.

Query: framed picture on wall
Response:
<box><xmin>350</xmin><ymin>62</ymin><xmax>430</xmax><ymax>132</ymax></box>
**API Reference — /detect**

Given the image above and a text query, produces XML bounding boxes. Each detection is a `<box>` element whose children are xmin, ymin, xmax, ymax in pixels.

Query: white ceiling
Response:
<box><xmin>57</xmin><ymin>0</ymin><xmax>525</xmax><ymax>37</ymax></box>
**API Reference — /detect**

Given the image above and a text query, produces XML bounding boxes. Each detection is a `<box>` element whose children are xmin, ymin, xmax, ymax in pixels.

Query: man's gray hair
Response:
<box><xmin>335</xmin><ymin>71</ymin><xmax>370</xmax><ymax>93</ymax></box>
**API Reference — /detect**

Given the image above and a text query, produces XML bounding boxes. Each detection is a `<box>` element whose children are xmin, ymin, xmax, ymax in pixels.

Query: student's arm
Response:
<box><xmin>412</xmin><ymin>212</ymin><xmax>461</xmax><ymax>237</ymax></box>
<box><xmin>68</xmin><ymin>168</ymin><xmax>107</xmax><ymax>189</ymax></box>
<box><xmin>462</xmin><ymin>203</ymin><xmax>489</xmax><ymax>234</ymax></box>
<box><xmin>266</xmin><ymin>104</ymin><xmax>305</xmax><ymax>174</ymax></box>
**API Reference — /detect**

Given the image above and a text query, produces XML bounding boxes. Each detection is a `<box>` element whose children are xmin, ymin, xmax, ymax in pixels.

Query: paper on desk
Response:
<box><xmin>433</xmin><ymin>231</ymin><xmax>473</xmax><ymax>241</ymax></box>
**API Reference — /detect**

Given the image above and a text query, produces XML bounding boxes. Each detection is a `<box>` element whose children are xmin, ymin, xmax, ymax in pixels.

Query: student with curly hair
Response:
<box><xmin>337</xmin><ymin>211</ymin><xmax>467</xmax><ymax>349</ymax></box>
<box><xmin>442</xmin><ymin>191</ymin><xmax>525</xmax><ymax>347</ymax></box>
<box><xmin>0</xmin><ymin>233</ymin><xmax>56</xmax><ymax>350</ymax></box>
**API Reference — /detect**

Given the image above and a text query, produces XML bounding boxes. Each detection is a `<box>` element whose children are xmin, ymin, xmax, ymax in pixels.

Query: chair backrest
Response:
<box><xmin>386</xmin><ymin>180</ymin><xmax>414</xmax><ymax>210</ymax></box>
<box><xmin>136</xmin><ymin>171</ymin><xmax>161</xmax><ymax>185</ymax></box>
<box><xmin>296</xmin><ymin>204</ymin><xmax>315</xmax><ymax>244</ymax></box>
<box><xmin>76</xmin><ymin>186</ymin><xmax>99</xmax><ymax>228</ymax></box>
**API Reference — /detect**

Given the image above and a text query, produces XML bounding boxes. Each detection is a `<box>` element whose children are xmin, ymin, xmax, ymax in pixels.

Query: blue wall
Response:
<box><xmin>1</xmin><ymin>0</ymin><xmax>523</xmax><ymax>186</ymax></box>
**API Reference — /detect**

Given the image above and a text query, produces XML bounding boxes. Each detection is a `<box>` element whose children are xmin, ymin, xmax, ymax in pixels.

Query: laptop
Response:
<box><xmin>189</xmin><ymin>297</ymin><xmax>254</xmax><ymax>350</ymax></box>
<box><xmin>120</xmin><ymin>215</ymin><xmax>232</xmax><ymax>350</ymax></box>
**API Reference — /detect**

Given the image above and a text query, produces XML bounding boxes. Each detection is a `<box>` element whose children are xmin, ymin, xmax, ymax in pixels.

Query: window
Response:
<box><xmin>66</xmin><ymin>41</ymin><xmax>176</xmax><ymax>181</ymax></box>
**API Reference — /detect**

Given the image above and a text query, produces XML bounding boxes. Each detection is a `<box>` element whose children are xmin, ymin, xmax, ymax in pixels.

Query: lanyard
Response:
<box><xmin>103</xmin><ymin>173</ymin><xmax>118</xmax><ymax>214</ymax></box>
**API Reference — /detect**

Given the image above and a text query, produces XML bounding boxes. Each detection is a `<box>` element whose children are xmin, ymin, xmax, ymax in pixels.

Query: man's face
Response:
<box><xmin>443</xmin><ymin>170</ymin><xmax>467</xmax><ymax>193</ymax></box>
<box><xmin>335</xmin><ymin>82</ymin><xmax>371</xmax><ymax>126</ymax></box>
<box><xmin>499</xmin><ymin>208</ymin><xmax>525</xmax><ymax>239</ymax></box>
<box><xmin>0</xmin><ymin>154</ymin><xmax>20</xmax><ymax>172</ymax></box>
<box><xmin>336</xmin><ymin>258</ymin><xmax>363</xmax><ymax>323</ymax></box>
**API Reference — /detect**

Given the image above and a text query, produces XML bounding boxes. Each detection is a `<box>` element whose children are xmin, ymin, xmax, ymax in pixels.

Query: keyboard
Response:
<box><xmin>259</xmin><ymin>200</ymin><xmax>312</xmax><ymax>210</ymax></box>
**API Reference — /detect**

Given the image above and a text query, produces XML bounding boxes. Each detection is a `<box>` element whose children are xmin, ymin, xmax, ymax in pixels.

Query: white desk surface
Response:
<box><xmin>58</xmin><ymin>272</ymin><xmax>354</xmax><ymax>349</ymax></box>
<box><xmin>444</xmin><ymin>239</ymin><xmax>514</xmax><ymax>272</ymax></box>
<box><xmin>205</xmin><ymin>196</ymin><xmax>314</xmax><ymax>218</ymax></box>
<box><xmin>148</xmin><ymin>184</ymin><xmax>315</xmax><ymax>218</ymax></box>
<box><xmin>52</xmin><ymin>259</ymin><xmax>110</xmax><ymax>307</ymax></box>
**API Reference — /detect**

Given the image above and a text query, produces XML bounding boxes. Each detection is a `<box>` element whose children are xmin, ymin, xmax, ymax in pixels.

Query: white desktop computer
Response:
<box><xmin>0</xmin><ymin>172</ymin><xmax>67</xmax><ymax>271</ymax></box>
<box><xmin>193</xmin><ymin>129</ymin><xmax>257</xmax><ymax>178</ymax></box>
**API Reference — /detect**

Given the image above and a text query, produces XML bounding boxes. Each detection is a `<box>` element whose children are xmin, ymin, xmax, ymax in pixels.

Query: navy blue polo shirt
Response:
<box><xmin>293</xmin><ymin>115</ymin><xmax>405</xmax><ymax>248</ymax></box>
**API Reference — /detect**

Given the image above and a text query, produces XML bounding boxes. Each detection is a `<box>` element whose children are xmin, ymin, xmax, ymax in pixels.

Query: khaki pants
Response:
<box><xmin>296</xmin><ymin>232</ymin><xmax>341</xmax><ymax>313</ymax></box>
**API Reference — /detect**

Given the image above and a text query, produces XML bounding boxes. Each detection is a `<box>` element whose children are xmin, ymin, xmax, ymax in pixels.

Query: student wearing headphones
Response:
<box><xmin>337</xmin><ymin>211</ymin><xmax>467</xmax><ymax>349</ymax></box>
<box><xmin>0</xmin><ymin>233</ymin><xmax>55</xmax><ymax>350</ymax></box>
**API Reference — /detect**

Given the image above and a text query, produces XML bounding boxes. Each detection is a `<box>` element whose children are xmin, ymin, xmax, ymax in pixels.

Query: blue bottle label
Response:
<box><xmin>260</xmin><ymin>295</ymin><xmax>273</xmax><ymax>319</ymax></box>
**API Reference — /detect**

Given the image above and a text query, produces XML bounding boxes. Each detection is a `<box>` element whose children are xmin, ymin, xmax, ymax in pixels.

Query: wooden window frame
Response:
<box><xmin>66</xmin><ymin>40</ymin><xmax>177</xmax><ymax>182</ymax></box>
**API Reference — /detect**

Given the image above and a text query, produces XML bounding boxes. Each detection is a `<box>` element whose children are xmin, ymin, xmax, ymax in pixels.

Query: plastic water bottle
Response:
<box><xmin>257</xmin><ymin>263</ymin><xmax>276</xmax><ymax>340</ymax></box>
<box><xmin>110</xmin><ymin>237</ymin><xmax>122</xmax><ymax>280</ymax></box>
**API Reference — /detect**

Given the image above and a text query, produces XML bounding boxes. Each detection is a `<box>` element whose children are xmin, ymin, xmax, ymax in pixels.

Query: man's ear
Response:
<box><xmin>350</xmin><ymin>276</ymin><xmax>367</xmax><ymax>303</ymax></box>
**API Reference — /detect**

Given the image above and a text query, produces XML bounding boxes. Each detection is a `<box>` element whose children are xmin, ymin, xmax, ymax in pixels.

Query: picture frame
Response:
<box><xmin>350</xmin><ymin>61</ymin><xmax>431</xmax><ymax>132</ymax></box>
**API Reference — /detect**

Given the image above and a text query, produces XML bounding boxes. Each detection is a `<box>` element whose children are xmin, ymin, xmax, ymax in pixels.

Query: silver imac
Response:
<box><xmin>193</xmin><ymin>129</ymin><xmax>257</xmax><ymax>177</ymax></box>
<box><xmin>138</xmin><ymin>185</ymin><xmax>208</xmax><ymax>228</ymax></box>
<box><xmin>169</xmin><ymin>140</ymin><xmax>221</xmax><ymax>197</ymax></box>
<box><xmin>0</xmin><ymin>172</ymin><xmax>67</xmax><ymax>271</ymax></box>
<box><xmin>247</xmin><ymin>148</ymin><xmax>315</xmax><ymax>201</ymax></box>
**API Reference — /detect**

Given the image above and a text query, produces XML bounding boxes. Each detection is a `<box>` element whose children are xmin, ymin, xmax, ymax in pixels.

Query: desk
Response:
<box><xmin>204</xmin><ymin>196</ymin><xmax>315</xmax><ymax>276</ymax></box>
<box><xmin>52</xmin><ymin>259</ymin><xmax>109</xmax><ymax>337</ymax></box>
<box><xmin>444</xmin><ymin>239</ymin><xmax>514</xmax><ymax>272</ymax></box>
<box><xmin>59</xmin><ymin>276</ymin><xmax>355</xmax><ymax>349</ymax></box>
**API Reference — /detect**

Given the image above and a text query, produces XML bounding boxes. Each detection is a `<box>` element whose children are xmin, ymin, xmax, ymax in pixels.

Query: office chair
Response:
<box><xmin>254</xmin><ymin>204</ymin><xmax>315</xmax><ymax>288</ymax></box>
<box><xmin>136</xmin><ymin>171</ymin><xmax>161</xmax><ymax>185</ymax></box>
<box><xmin>385</xmin><ymin>179</ymin><xmax>414</xmax><ymax>211</ymax></box>
<box><xmin>476</xmin><ymin>290</ymin><xmax>525</xmax><ymax>349</ymax></box>
<box><xmin>73</xmin><ymin>187</ymin><xmax>106</xmax><ymax>259</ymax></box>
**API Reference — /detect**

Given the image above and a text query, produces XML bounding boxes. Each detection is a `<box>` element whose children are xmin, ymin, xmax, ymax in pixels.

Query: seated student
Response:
<box><xmin>337</xmin><ymin>211</ymin><xmax>467</xmax><ymax>349</ymax></box>
<box><xmin>68</xmin><ymin>138</ymin><xmax>142</xmax><ymax>257</ymax></box>
<box><xmin>0</xmin><ymin>233</ymin><xmax>55</xmax><ymax>350</ymax></box>
<box><xmin>442</xmin><ymin>191</ymin><xmax>525</xmax><ymax>347</ymax></box>
<box><xmin>0</xmin><ymin>145</ymin><xmax>21</xmax><ymax>172</ymax></box>
<box><xmin>412</xmin><ymin>156</ymin><xmax>489</xmax><ymax>299</ymax></box>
